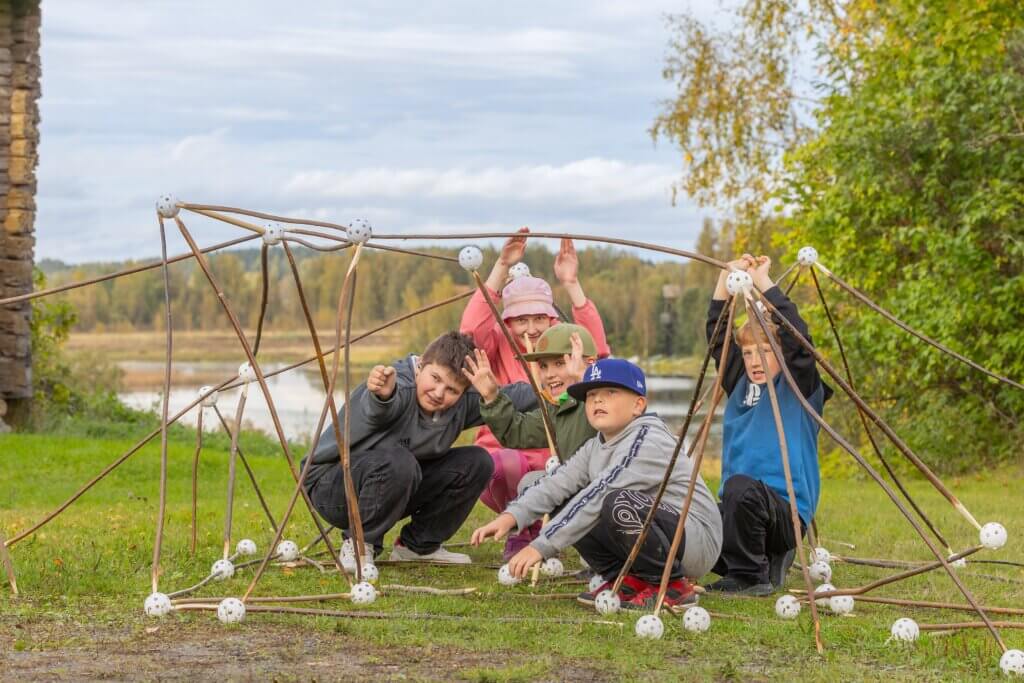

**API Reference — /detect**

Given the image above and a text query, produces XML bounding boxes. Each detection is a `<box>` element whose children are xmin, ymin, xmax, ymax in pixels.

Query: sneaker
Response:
<box><xmin>577</xmin><ymin>579</ymin><xmax>613</xmax><ymax>606</ymax></box>
<box><xmin>648</xmin><ymin>578</ymin><xmax>699</xmax><ymax>609</ymax></box>
<box><xmin>619</xmin><ymin>575</ymin><xmax>659</xmax><ymax>610</ymax></box>
<box><xmin>577</xmin><ymin>574</ymin><xmax>650</xmax><ymax>606</ymax></box>
<box><xmin>704</xmin><ymin>575</ymin><xmax>774</xmax><ymax>596</ymax></box>
<box><xmin>768</xmin><ymin>548</ymin><xmax>796</xmax><ymax>590</ymax></box>
<box><xmin>389</xmin><ymin>542</ymin><xmax>471</xmax><ymax>564</ymax></box>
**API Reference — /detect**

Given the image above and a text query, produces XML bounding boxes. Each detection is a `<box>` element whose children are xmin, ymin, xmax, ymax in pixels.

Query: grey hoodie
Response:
<box><xmin>505</xmin><ymin>413</ymin><xmax>723</xmax><ymax>578</ymax></box>
<box><xmin>307</xmin><ymin>354</ymin><xmax>537</xmax><ymax>465</ymax></box>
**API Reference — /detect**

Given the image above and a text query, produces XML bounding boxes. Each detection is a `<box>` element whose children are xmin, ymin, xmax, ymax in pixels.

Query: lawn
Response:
<box><xmin>1</xmin><ymin>431</ymin><xmax>1022</xmax><ymax>681</ymax></box>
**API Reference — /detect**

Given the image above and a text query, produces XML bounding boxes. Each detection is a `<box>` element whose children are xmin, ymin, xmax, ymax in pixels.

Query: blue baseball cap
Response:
<box><xmin>567</xmin><ymin>358</ymin><xmax>647</xmax><ymax>400</ymax></box>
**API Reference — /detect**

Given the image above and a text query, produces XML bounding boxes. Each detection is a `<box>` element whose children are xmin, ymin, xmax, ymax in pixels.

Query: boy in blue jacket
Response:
<box><xmin>705</xmin><ymin>254</ymin><xmax>832</xmax><ymax>596</ymax></box>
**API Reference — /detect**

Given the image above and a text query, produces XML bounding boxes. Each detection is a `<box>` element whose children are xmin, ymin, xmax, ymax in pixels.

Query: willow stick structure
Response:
<box><xmin>339</xmin><ymin>263</ymin><xmax>368</xmax><ymax>573</ymax></box>
<box><xmin>190</xmin><ymin>409</ymin><xmax>203</xmax><ymax>555</ymax></box>
<box><xmin>222</xmin><ymin>384</ymin><xmax>248</xmax><ymax>560</ymax></box>
<box><xmin>212</xmin><ymin>406</ymin><xmax>280</xmax><ymax>533</ymax></box>
<box><xmin>831</xmin><ymin>595</ymin><xmax>1024</xmax><ymax>617</ymax></box>
<box><xmin>809</xmin><ymin>547</ymin><xmax>982</xmax><ymax>598</ymax></box>
<box><xmin>151</xmin><ymin>215</ymin><xmax>174</xmax><ymax>594</ymax></box>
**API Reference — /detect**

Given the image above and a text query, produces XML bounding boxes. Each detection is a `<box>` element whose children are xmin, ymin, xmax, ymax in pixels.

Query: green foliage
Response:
<box><xmin>29</xmin><ymin>268</ymin><xmax>80</xmax><ymax>412</ymax></box>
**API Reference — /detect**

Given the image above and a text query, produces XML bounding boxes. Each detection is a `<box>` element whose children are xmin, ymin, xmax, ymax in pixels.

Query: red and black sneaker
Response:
<box><xmin>619</xmin><ymin>574</ymin><xmax>659</xmax><ymax>610</ymax></box>
<box><xmin>646</xmin><ymin>578</ymin><xmax>699</xmax><ymax>611</ymax></box>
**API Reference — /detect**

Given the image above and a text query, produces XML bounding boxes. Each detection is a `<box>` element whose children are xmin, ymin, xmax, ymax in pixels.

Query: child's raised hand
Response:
<box><xmin>367</xmin><ymin>365</ymin><xmax>397</xmax><ymax>399</ymax></box>
<box><xmin>498</xmin><ymin>227</ymin><xmax>529</xmax><ymax>266</ymax></box>
<box><xmin>553</xmin><ymin>238</ymin><xmax>579</xmax><ymax>285</ymax></box>
<box><xmin>750</xmin><ymin>255</ymin><xmax>773</xmax><ymax>291</ymax></box>
<box><xmin>508</xmin><ymin>546</ymin><xmax>543</xmax><ymax>578</ymax></box>
<box><xmin>563</xmin><ymin>332</ymin><xmax>588</xmax><ymax>384</ymax></box>
<box><xmin>462</xmin><ymin>349</ymin><xmax>500</xmax><ymax>403</ymax></box>
<box><xmin>470</xmin><ymin>513</ymin><xmax>517</xmax><ymax>546</ymax></box>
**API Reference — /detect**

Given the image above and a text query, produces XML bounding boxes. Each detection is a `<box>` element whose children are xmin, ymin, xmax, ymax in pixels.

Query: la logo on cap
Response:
<box><xmin>589</xmin><ymin>365</ymin><xmax>602</xmax><ymax>380</ymax></box>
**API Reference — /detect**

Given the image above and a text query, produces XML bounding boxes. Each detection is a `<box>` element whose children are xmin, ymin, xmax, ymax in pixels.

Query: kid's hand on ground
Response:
<box><xmin>462</xmin><ymin>349</ymin><xmax>500</xmax><ymax>404</ymax></box>
<box><xmin>470</xmin><ymin>513</ymin><xmax>517</xmax><ymax>546</ymax></box>
<box><xmin>367</xmin><ymin>365</ymin><xmax>397</xmax><ymax>399</ymax></box>
<box><xmin>508</xmin><ymin>546</ymin><xmax>543</xmax><ymax>578</ymax></box>
<box><xmin>563</xmin><ymin>332</ymin><xmax>588</xmax><ymax>384</ymax></box>
<box><xmin>553</xmin><ymin>238</ymin><xmax>579</xmax><ymax>285</ymax></box>
<box><xmin>499</xmin><ymin>227</ymin><xmax>530</xmax><ymax>267</ymax></box>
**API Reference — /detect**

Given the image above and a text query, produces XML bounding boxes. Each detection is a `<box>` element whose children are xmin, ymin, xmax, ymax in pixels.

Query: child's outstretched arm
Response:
<box><xmin>708</xmin><ymin>255</ymin><xmax>755</xmax><ymax>394</ymax></box>
<box><xmin>361</xmin><ymin>364</ymin><xmax>407</xmax><ymax>426</ymax></box>
<box><xmin>459</xmin><ymin>228</ymin><xmax>529</xmax><ymax>357</ymax></box>
<box><xmin>554</xmin><ymin>238</ymin><xmax>611</xmax><ymax>357</ymax></box>
<box><xmin>470</xmin><ymin>513</ymin><xmax>517</xmax><ymax>546</ymax></box>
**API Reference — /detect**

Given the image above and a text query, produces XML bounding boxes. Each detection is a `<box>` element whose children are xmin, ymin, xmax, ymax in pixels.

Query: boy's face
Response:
<box><xmin>741</xmin><ymin>343</ymin><xmax>781</xmax><ymax>385</ymax></box>
<box><xmin>584</xmin><ymin>386</ymin><xmax>646</xmax><ymax>439</ymax></box>
<box><xmin>506</xmin><ymin>314</ymin><xmax>551</xmax><ymax>348</ymax></box>
<box><xmin>415</xmin><ymin>362</ymin><xmax>467</xmax><ymax>413</ymax></box>
<box><xmin>536</xmin><ymin>356</ymin><xmax>593</xmax><ymax>396</ymax></box>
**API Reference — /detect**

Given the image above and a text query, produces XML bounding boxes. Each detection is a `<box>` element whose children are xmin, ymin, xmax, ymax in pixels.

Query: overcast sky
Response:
<box><xmin>37</xmin><ymin>1</ymin><xmax>729</xmax><ymax>263</ymax></box>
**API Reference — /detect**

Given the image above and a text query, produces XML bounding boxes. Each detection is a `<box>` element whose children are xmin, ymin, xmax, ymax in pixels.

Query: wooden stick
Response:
<box><xmin>836</xmin><ymin>595</ymin><xmax>1024</xmax><ymax>617</ymax></box>
<box><xmin>223</xmin><ymin>385</ymin><xmax>247</xmax><ymax>560</ymax></box>
<box><xmin>190</xmin><ymin>409</ymin><xmax>203</xmax><ymax>556</ymax></box>
<box><xmin>523</xmin><ymin>336</ymin><xmax>554</xmax><ymax>589</ymax></box>
<box><xmin>745</xmin><ymin>291</ymin><xmax>824</xmax><ymax>654</ymax></box>
<box><xmin>212</xmin><ymin>406</ymin><xmax>280</xmax><ymax>533</ymax></box>
<box><xmin>339</xmin><ymin>264</ymin><xmax>368</xmax><ymax>574</ymax></box>
<box><xmin>151</xmin><ymin>215</ymin><xmax>174</xmax><ymax>594</ymax></box>
<box><xmin>809</xmin><ymin>547</ymin><xmax>982</xmax><ymax>598</ymax></box>
<box><xmin>0</xmin><ymin>528</ymin><xmax>17</xmax><ymax>595</ymax></box>
<box><xmin>918</xmin><ymin>621</ymin><xmax>1024</xmax><ymax>632</ymax></box>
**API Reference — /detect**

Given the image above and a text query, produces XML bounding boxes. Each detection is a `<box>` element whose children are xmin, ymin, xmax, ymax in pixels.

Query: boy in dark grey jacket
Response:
<box><xmin>303</xmin><ymin>332</ymin><xmax>536</xmax><ymax>564</ymax></box>
<box><xmin>471</xmin><ymin>358</ymin><xmax>723</xmax><ymax>609</ymax></box>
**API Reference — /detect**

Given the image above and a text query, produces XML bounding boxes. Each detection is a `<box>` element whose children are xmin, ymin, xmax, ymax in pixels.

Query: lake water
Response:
<box><xmin>119</xmin><ymin>361</ymin><xmax>722</xmax><ymax>455</ymax></box>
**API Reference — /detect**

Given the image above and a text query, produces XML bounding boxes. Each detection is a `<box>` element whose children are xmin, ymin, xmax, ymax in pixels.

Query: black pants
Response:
<box><xmin>304</xmin><ymin>445</ymin><xmax>494</xmax><ymax>555</ymax></box>
<box><xmin>711</xmin><ymin>474</ymin><xmax>800</xmax><ymax>584</ymax></box>
<box><xmin>573</xmin><ymin>488</ymin><xmax>686</xmax><ymax>585</ymax></box>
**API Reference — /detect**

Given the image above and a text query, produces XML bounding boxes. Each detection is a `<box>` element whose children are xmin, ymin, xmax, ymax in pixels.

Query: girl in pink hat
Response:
<box><xmin>460</xmin><ymin>227</ymin><xmax>610</xmax><ymax>559</ymax></box>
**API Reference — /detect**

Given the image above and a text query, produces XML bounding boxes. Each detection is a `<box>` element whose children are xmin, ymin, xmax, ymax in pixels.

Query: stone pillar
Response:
<box><xmin>0</xmin><ymin>0</ymin><xmax>41</xmax><ymax>423</ymax></box>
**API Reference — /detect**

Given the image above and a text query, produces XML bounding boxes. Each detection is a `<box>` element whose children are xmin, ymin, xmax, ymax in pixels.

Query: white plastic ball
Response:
<box><xmin>262</xmin><ymin>221</ymin><xmax>285</xmax><ymax>246</ymax></box>
<box><xmin>156</xmin><ymin>193</ymin><xmax>179</xmax><ymax>218</ymax></box>
<box><xmin>950</xmin><ymin>556</ymin><xmax>967</xmax><ymax>568</ymax></box>
<box><xmin>588</xmin><ymin>574</ymin><xmax>605</xmax><ymax>593</ymax></box>
<box><xmin>797</xmin><ymin>246</ymin><xmax>819</xmax><ymax>267</ymax></box>
<box><xmin>775</xmin><ymin>594</ymin><xmax>801</xmax><ymax>619</ymax></box>
<box><xmin>217</xmin><ymin>597</ymin><xmax>246</xmax><ymax>624</ymax></box>
<box><xmin>980</xmin><ymin>522</ymin><xmax>1008</xmax><ymax>550</ymax></box>
<box><xmin>350</xmin><ymin>581</ymin><xmax>377</xmax><ymax>605</ymax></box>
<box><xmin>497</xmin><ymin>563</ymin><xmax>521</xmax><ymax>586</ymax></box>
<box><xmin>808</xmin><ymin>560</ymin><xmax>832</xmax><ymax>583</ymax></box>
<box><xmin>682</xmin><ymin>605</ymin><xmax>711</xmax><ymax>633</ymax></box>
<box><xmin>211</xmin><ymin>559</ymin><xmax>235</xmax><ymax>581</ymax></box>
<box><xmin>814</xmin><ymin>583</ymin><xmax>835</xmax><ymax>608</ymax></box>
<box><xmin>595</xmin><ymin>589</ymin><xmax>621</xmax><ymax>615</ymax></box>
<box><xmin>635</xmin><ymin>614</ymin><xmax>664</xmax><ymax>640</ymax></box>
<box><xmin>890</xmin><ymin>617</ymin><xmax>920</xmax><ymax>642</ymax></box>
<box><xmin>361</xmin><ymin>563</ymin><xmax>379</xmax><ymax>583</ymax></box>
<box><xmin>458</xmin><ymin>245</ymin><xmax>484</xmax><ymax>272</ymax></box>
<box><xmin>509</xmin><ymin>262</ymin><xmax>531</xmax><ymax>279</ymax></box>
<box><xmin>347</xmin><ymin>218</ymin><xmax>373</xmax><ymax>244</ymax></box>
<box><xmin>1001</xmin><ymin>649</ymin><xmax>1024</xmax><ymax>676</ymax></box>
<box><xmin>725</xmin><ymin>270</ymin><xmax>753</xmax><ymax>296</ymax></box>
<box><xmin>813</xmin><ymin>547</ymin><xmax>831</xmax><ymax>564</ymax></box>
<box><xmin>235</xmin><ymin>539</ymin><xmax>257</xmax><ymax>556</ymax></box>
<box><xmin>341</xmin><ymin>538</ymin><xmax>355</xmax><ymax>559</ymax></box>
<box><xmin>238</xmin><ymin>362</ymin><xmax>257</xmax><ymax>384</ymax></box>
<box><xmin>144</xmin><ymin>592</ymin><xmax>172</xmax><ymax>617</ymax></box>
<box><xmin>540</xmin><ymin>557</ymin><xmax>564</xmax><ymax>577</ymax></box>
<box><xmin>544</xmin><ymin>455</ymin><xmax>560</xmax><ymax>476</ymax></box>
<box><xmin>275</xmin><ymin>540</ymin><xmax>299</xmax><ymax>562</ymax></box>
<box><xmin>197</xmin><ymin>385</ymin><xmax>218</xmax><ymax>408</ymax></box>
<box><xmin>829</xmin><ymin>594</ymin><xmax>855</xmax><ymax>615</ymax></box>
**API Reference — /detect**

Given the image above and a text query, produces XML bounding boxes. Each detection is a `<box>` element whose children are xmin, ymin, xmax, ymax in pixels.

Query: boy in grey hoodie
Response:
<box><xmin>471</xmin><ymin>358</ymin><xmax>723</xmax><ymax>609</ymax></box>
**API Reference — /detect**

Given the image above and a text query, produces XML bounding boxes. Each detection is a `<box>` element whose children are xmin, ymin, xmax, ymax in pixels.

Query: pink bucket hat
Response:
<box><xmin>501</xmin><ymin>276</ymin><xmax>559</xmax><ymax>321</ymax></box>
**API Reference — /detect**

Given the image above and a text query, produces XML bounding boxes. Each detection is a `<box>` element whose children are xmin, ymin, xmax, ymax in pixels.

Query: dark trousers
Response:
<box><xmin>573</xmin><ymin>488</ymin><xmax>686</xmax><ymax>585</ymax></box>
<box><xmin>304</xmin><ymin>445</ymin><xmax>494</xmax><ymax>555</ymax></box>
<box><xmin>711</xmin><ymin>474</ymin><xmax>799</xmax><ymax>584</ymax></box>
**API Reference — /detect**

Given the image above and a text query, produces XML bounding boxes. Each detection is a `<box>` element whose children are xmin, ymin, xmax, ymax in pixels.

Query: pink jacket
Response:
<box><xmin>460</xmin><ymin>285</ymin><xmax>611</xmax><ymax>467</ymax></box>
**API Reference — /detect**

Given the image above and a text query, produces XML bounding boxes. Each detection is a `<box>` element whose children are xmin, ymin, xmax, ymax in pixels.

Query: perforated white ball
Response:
<box><xmin>829</xmin><ymin>594</ymin><xmax>855</xmax><ymax>615</ymax></box>
<box><xmin>635</xmin><ymin>614</ymin><xmax>664</xmax><ymax>640</ymax></box>
<box><xmin>595</xmin><ymin>589</ymin><xmax>621</xmax><ymax>615</ymax></box>
<box><xmin>808</xmin><ymin>560</ymin><xmax>832</xmax><ymax>583</ymax></box>
<box><xmin>544</xmin><ymin>455</ymin><xmax>560</xmax><ymax>476</ymax></box>
<box><xmin>980</xmin><ymin>522</ymin><xmax>1007</xmax><ymax>550</ymax></box>
<box><xmin>458</xmin><ymin>245</ymin><xmax>484</xmax><ymax>272</ymax></box>
<box><xmin>217</xmin><ymin>597</ymin><xmax>246</xmax><ymax>624</ymax></box>
<box><xmin>235</xmin><ymin>539</ymin><xmax>257</xmax><ymax>556</ymax></box>
<box><xmin>238</xmin><ymin>362</ymin><xmax>257</xmax><ymax>384</ymax></box>
<box><xmin>211</xmin><ymin>559</ymin><xmax>235</xmax><ymax>581</ymax></box>
<box><xmin>725</xmin><ymin>270</ymin><xmax>753</xmax><ymax>296</ymax></box>
<box><xmin>682</xmin><ymin>605</ymin><xmax>711</xmax><ymax>633</ymax></box>
<box><xmin>890</xmin><ymin>617</ymin><xmax>920</xmax><ymax>642</ymax></box>
<box><xmin>262</xmin><ymin>221</ymin><xmax>285</xmax><ymax>246</ymax></box>
<box><xmin>347</xmin><ymin>218</ymin><xmax>373</xmax><ymax>244</ymax></box>
<box><xmin>588</xmin><ymin>574</ymin><xmax>605</xmax><ymax>593</ymax></box>
<box><xmin>950</xmin><ymin>556</ymin><xmax>967</xmax><ymax>568</ymax></box>
<box><xmin>144</xmin><ymin>592</ymin><xmax>172</xmax><ymax>617</ymax></box>
<box><xmin>350</xmin><ymin>581</ymin><xmax>377</xmax><ymax>605</ymax></box>
<box><xmin>775</xmin><ymin>594</ymin><xmax>801</xmax><ymax>619</ymax></box>
<box><xmin>814</xmin><ymin>583</ymin><xmax>835</xmax><ymax>608</ymax></box>
<box><xmin>361</xmin><ymin>563</ymin><xmax>379</xmax><ymax>583</ymax></box>
<box><xmin>156</xmin><ymin>193</ymin><xmax>179</xmax><ymax>218</ymax></box>
<box><xmin>498</xmin><ymin>563</ymin><xmax>521</xmax><ymax>586</ymax></box>
<box><xmin>541</xmin><ymin>557</ymin><xmax>564</xmax><ymax>577</ymax></box>
<box><xmin>797</xmin><ymin>246</ymin><xmax>818</xmax><ymax>267</ymax></box>
<box><xmin>1001</xmin><ymin>649</ymin><xmax>1024</xmax><ymax>676</ymax></box>
<box><xmin>813</xmin><ymin>547</ymin><xmax>831</xmax><ymax>564</ymax></box>
<box><xmin>275</xmin><ymin>540</ymin><xmax>299</xmax><ymax>562</ymax></box>
<box><xmin>509</xmin><ymin>262</ymin><xmax>531</xmax><ymax>279</ymax></box>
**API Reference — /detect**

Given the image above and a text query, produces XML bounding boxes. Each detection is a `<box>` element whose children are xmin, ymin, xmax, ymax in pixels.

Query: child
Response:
<box><xmin>301</xmin><ymin>331</ymin><xmax>536</xmax><ymax>565</ymax></box>
<box><xmin>705</xmin><ymin>255</ymin><xmax>832</xmax><ymax>595</ymax></box>
<box><xmin>471</xmin><ymin>359</ymin><xmax>723</xmax><ymax>609</ymax></box>
<box><xmin>460</xmin><ymin>228</ymin><xmax>611</xmax><ymax>556</ymax></box>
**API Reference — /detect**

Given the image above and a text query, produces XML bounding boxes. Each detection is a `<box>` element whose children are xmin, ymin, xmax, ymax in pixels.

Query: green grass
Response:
<box><xmin>1</xmin><ymin>431</ymin><xmax>1022</xmax><ymax>681</ymax></box>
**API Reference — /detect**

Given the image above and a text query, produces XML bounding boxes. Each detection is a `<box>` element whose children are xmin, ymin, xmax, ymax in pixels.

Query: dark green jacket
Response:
<box><xmin>479</xmin><ymin>390</ymin><xmax>596</xmax><ymax>462</ymax></box>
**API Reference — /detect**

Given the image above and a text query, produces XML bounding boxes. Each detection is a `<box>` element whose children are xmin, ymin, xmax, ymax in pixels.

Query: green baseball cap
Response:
<box><xmin>523</xmin><ymin>323</ymin><xmax>597</xmax><ymax>361</ymax></box>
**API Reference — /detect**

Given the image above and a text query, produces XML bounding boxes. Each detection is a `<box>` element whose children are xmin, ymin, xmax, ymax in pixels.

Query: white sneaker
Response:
<box><xmin>341</xmin><ymin>553</ymin><xmax>374</xmax><ymax>573</ymax></box>
<box><xmin>389</xmin><ymin>543</ymin><xmax>471</xmax><ymax>564</ymax></box>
